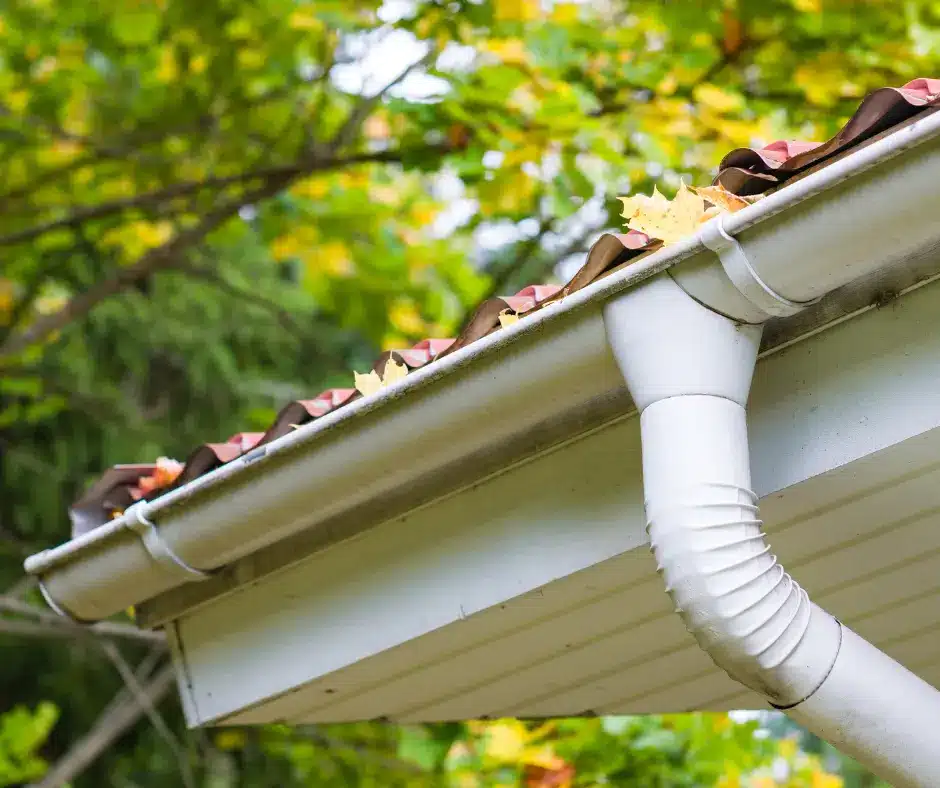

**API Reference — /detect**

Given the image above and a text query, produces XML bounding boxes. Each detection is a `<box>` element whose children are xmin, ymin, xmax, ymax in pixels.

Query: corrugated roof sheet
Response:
<box><xmin>67</xmin><ymin>78</ymin><xmax>940</xmax><ymax>539</ymax></box>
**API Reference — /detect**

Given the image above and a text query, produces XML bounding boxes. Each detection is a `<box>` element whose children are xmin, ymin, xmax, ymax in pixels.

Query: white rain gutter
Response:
<box><xmin>24</xmin><ymin>104</ymin><xmax>940</xmax><ymax>681</ymax></box>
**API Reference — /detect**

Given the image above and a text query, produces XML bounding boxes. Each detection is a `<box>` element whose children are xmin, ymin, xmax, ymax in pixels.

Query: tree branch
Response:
<box><xmin>0</xmin><ymin>143</ymin><xmax>453</xmax><ymax>250</ymax></box>
<box><xmin>326</xmin><ymin>47</ymin><xmax>436</xmax><ymax>154</ymax></box>
<box><xmin>0</xmin><ymin>174</ymin><xmax>293</xmax><ymax>360</ymax></box>
<box><xmin>0</xmin><ymin>596</ymin><xmax>166</xmax><ymax>645</ymax></box>
<box><xmin>99</xmin><ymin>641</ymin><xmax>194</xmax><ymax>788</ymax></box>
<box><xmin>29</xmin><ymin>662</ymin><xmax>176</xmax><ymax>788</ymax></box>
<box><xmin>178</xmin><ymin>260</ymin><xmax>307</xmax><ymax>337</ymax></box>
<box><xmin>0</xmin><ymin>139</ymin><xmax>457</xmax><ymax>361</ymax></box>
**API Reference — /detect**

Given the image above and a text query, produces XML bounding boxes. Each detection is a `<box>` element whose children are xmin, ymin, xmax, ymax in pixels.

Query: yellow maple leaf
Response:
<box><xmin>618</xmin><ymin>182</ymin><xmax>706</xmax><ymax>245</ymax></box>
<box><xmin>693</xmin><ymin>184</ymin><xmax>754</xmax><ymax>213</ymax></box>
<box><xmin>354</xmin><ymin>359</ymin><xmax>408</xmax><ymax>397</ymax></box>
<box><xmin>354</xmin><ymin>369</ymin><xmax>383</xmax><ymax>397</ymax></box>
<box><xmin>383</xmin><ymin>358</ymin><xmax>408</xmax><ymax>385</ymax></box>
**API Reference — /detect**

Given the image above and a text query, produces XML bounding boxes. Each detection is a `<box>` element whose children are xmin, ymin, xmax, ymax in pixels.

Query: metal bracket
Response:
<box><xmin>701</xmin><ymin>215</ymin><xmax>821</xmax><ymax>318</ymax></box>
<box><xmin>125</xmin><ymin>502</ymin><xmax>211</xmax><ymax>582</ymax></box>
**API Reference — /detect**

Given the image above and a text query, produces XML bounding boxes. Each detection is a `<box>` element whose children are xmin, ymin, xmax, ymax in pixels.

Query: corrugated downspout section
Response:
<box><xmin>605</xmin><ymin>273</ymin><xmax>940</xmax><ymax>788</ymax></box>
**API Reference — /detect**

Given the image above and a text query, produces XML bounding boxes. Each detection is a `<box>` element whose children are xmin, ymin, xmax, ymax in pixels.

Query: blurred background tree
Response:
<box><xmin>1</xmin><ymin>0</ymin><xmax>934</xmax><ymax>784</ymax></box>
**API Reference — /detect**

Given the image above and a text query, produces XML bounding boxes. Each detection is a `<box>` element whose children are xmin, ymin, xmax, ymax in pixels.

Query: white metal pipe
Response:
<box><xmin>604</xmin><ymin>273</ymin><xmax>940</xmax><ymax>787</ymax></box>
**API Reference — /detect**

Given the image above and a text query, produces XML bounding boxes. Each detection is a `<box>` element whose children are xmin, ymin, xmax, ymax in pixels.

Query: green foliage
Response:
<box><xmin>0</xmin><ymin>702</ymin><xmax>58</xmax><ymax>787</ymax></box>
<box><xmin>1</xmin><ymin>0</ymin><xmax>935</xmax><ymax>785</ymax></box>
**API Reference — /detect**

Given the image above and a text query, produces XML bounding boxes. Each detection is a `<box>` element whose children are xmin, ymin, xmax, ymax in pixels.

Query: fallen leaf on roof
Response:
<box><xmin>498</xmin><ymin>309</ymin><xmax>520</xmax><ymax>328</ymax></box>
<box><xmin>354</xmin><ymin>358</ymin><xmax>409</xmax><ymax>397</ymax></box>
<box><xmin>618</xmin><ymin>182</ymin><xmax>706</xmax><ymax>245</ymax></box>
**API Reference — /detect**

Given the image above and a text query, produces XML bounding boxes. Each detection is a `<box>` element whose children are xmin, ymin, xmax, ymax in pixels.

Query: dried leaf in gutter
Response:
<box><xmin>618</xmin><ymin>182</ymin><xmax>706</xmax><ymax>245</ymax></box>
<box><xmin>383</xmin><ymin>358</ymin><xmax>408</xmax><ymax>385</ymax></box>
<box><xmin>354</xmin><ymin>358</ymin><xmax>408</xmax><ymax>397</ymax></box>
<box><xmin>693</xmin><ymin>184</ymin><xmax>756</xmax><ymax>213</ymax></box>
<box><xmin>354</xmin><ymin>369</ymin><xmax>383</xmax><ymax>397</ymax></box>
<box><xmin>498</xmin><ymin>309</ymin><xmax>520</xmax><ymax>328</ymax></box>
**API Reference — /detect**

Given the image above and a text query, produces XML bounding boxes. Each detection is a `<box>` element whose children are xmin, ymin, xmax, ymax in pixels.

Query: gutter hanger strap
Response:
<box><xmin>126</xmin><ymin>502</ymin><xmax>210</xmax><ymax>582</ymax></box>
<box><xmin>701</xmin><ymin>215</ymin><xmax>820</xmax><ymax>318</ymax></box>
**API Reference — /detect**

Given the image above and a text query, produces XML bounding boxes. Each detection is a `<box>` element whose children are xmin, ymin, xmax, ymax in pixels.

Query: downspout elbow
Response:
<box><xmin>604</xmin><ymin>272</ymin><xmax>838</xmax><ymax>706</ymax></box>
<box><xmin>604</xmin><ymin>271</ymin><xmax>940</xmax><ymax>787</ymax></box>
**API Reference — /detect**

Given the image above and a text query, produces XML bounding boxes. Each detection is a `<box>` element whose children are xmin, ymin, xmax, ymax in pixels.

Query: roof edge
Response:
<box><xmin>26</xmin><ymin>107</ymin><xmax>940</xmax><ymax>622</ymax></box>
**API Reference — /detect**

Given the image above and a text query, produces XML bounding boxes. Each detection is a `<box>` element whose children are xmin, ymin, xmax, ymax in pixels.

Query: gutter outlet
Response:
<box><xmin>604</xmin><ymin>271</ymin><xmax>940</xmax><ymax>787</ymax></box>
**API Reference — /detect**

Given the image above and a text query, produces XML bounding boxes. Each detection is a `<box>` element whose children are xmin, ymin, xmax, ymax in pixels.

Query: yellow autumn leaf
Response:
<box><xmin>237</xmin><ymin>48</ymin><xmax>265</xmax><ymax>70</ymax></box>
<box><xmin>37</xmin><ymin>140</ymin><xmax>83</xmax><ymax>167</ymax></box>
<box><xmin>382</xmin><ymin>358</ymin><xmax>408</xmax><ymax>386</ymax></box>
<box><xmin>716</xmin><ymin>770</ymin><xmax>741</xmax><ymax>788</ymax></box>
<box><xmin>225</xmin><ymin>17</ymin><xmax>254</xmax><ymax>40</ymax></box>
<box><xmin>292</xmin><ymin>177</ymin><xmax>330</xmax><ymax>200</ymax></box>
<box><xmin>494</xmin><ymin>0</ymin><xmax>541</xmax><ymax>22</ymax></box>
<box><xmin>270</xmin><ymin>235</ymin><xmax>300</xmax><ymax>261</ymax></box>
<box><xmin>777</xmin><ymin>737</ymin><xmax>799</xmax><ymax>760</ymax></box>
<box><xmin>156</xmin><ymin>44</ymin><xmax>178</xmax><ymax>83</ymax></box>
<box><xmin>189</xmin><ymin>53</ymin><xmax>208</xmax><ymax>75</ymax></box>
<box><xmin>551</xmin><ymin>3</ymin><xmax>579</xmax><ymax>23</ymax></box>
<box><xmin>289</xmin><ymin>9</ymin><xmax>323</xmax><ymax>31</ymax></box>
<box><xmin>307</xmin><ymin>240</ymin><xmax>353</xmax><ymax>277</ymax></box>
<box><xmin>811</xmin><ymin>772</ymin><xmax>843</xmax><ymax>788</ymax></box>
<box><xmin>693</xmin><ymin>83</ymin><xmax>744</xmax><ymax>114</ymax></box>
<box><xmin>618</xmin><ymin>182</ymin><xmax>707</xmax><ymax>245</ymax></box>
<box><xmin>793</xmin><ymin>0</ymin><xmax>822</xmax><ymax>11</ymax></box>
<box><xmin>136</xmin><ymin>220</ymin><xmax>174</xmax><ymax>248</ymax></box>
<box><xmin>482</xmin><ymin>38</ymin><xmax>529</xmax><ymax>65</ymax></box>
<box><xmin>498</xmin><ymin>309</ymin><xmax>519</xmax><ymax>328</ymax></box>
<box><xmin>693</xmin><ymin>184</ymin><xmax>754</xmax><ymax>213</ymax></box>
<box><xmin>409</xmin><ymin>202</ymin><xmax>437</xmax><ymax>225</ymax></box>
<box><xmin>389</xmin><ymin>300</ymin><xmax>426</xmax><ymax>335</ymax></box>
<box><xmin>354</xmin><ymin>359</ymin><xmax>408</xmax><ymax>396</ymax></box>
<box><xmin>482</xmin><ymin>720</ymin><xmax>528</xmax><ymax>762</ymax></box>
<box><xmin>215</xmin><ymin>730</ymin><xmax>247</xmax><ymax>751</ymax></box>
<box><xmin>6</xmin><ymin>89</ymin><xmax>29</xmax><ymax>113</ymax></box>
<box><xmin>354</xmin><ymin>369</ymin><xmax>383</xmax><ymax>397</ymax></box>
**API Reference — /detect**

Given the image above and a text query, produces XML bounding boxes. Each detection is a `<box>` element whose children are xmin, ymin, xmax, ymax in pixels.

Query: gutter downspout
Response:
<box><xmin>603</xmin><ymin>271</ymin><xmax>940</xmax><ymax>787</ymax></box>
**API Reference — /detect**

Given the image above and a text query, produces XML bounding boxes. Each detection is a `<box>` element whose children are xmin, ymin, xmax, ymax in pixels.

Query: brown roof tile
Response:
<box><xmin>715</xmin><ymin>78</ymin><xmax>940</xmax><ymax>194</ymax></box>
<box><xmin>67</xmin><ymin>78</ymin><xmax>940</xmax><ymax>538</ymax></box>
